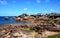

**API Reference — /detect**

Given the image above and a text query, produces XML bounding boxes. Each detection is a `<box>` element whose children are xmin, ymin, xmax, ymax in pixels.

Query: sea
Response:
<box><xmin>0</xmin><ymin>16</ymin><xmax>31</xmax><ymax>25</ymax></box>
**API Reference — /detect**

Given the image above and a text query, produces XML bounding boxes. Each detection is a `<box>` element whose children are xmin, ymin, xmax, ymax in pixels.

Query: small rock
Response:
<box><xmin>12</xmin><ymin>32</ymin><xmax>20</xmax><ymax>36</ymax></box>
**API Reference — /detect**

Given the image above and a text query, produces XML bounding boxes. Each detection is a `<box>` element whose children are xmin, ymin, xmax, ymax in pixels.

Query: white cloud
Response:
<box><xmin>0</xmin><ymin>0</ymin><xmax>8</xmax><ymax>5</ymax></box>
<box><xmin>23</xmin><ymin>8</ymin><xmax>28</xmax><ymax>11</ymax></box>
<box><xmin>50</xmin><ymin>9</ymin><xmax>55</xmax><ymax>12</ymax></box>
<box><xmin>45</xmin><ymin>0</ymin><xmax>50</xmax><ymax>3</ymax></box>
<box><xmin>36</xmin><ymin>0</ymin><xmax>41</xmax><ymax>3</ymax></box>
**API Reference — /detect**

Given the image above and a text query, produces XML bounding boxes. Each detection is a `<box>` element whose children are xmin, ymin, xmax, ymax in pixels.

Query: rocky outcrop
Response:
<box><xmin>4</xmin><ymin>16</ymin><xmax>9</xmax><ymax>20</ymax></box>
<box><xmin>1</xmin><ymin>13</ymin><xmax>60</xmax><ymax>38</ymax></box>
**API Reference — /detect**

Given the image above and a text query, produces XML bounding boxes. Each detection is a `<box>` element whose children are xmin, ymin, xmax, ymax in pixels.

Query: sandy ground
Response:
<box><xmin>42</xmin><ymin>31</ymin><xmax>59</xmax><ymax>37</ymax></box>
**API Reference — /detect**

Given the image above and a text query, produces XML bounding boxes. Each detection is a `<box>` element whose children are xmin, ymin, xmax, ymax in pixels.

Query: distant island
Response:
<box><xmin>0</xmin><ymin>13</ymin><xmax>60</xmax><ymax>38</ymax></box>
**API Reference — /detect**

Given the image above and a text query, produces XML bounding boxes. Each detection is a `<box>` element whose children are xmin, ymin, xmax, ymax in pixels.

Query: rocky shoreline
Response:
<box><xmin>0</xmin><ymin>13</ymin><xmax>60</xmax><ymax>38</ymax></box>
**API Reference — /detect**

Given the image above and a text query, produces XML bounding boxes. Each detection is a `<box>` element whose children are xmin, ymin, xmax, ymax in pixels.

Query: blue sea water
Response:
<box><xmin>0</xmin><ymin>16</ymin><xmax>31</xmax><ymax>25</ymax></box>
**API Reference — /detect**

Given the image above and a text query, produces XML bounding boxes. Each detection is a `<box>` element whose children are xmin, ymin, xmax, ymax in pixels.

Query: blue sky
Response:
<box><xmin>0</xmin><ymin>0</ymin><xmax>60</xmax><ymax>16</ymax></box>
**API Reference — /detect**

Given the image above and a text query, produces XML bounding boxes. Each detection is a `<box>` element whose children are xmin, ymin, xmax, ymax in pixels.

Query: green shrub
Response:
<box><xmin>48</xmin><ymin>34</ymin><xmax>60</xmax><ymax>38</ymax></box>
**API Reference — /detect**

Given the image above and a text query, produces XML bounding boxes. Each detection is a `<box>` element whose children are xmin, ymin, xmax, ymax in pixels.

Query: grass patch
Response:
<box><xmin>24</xmin><ymin>28</ymin><xmax>34</xmax><ymax>31</ymax></box>
<box><xmin>24</xmin><ymin>28</ymin><xmax>30</xmax><ymax>30</ymax></box>
<box><xmin>31</xmin><ymin>31</ymin><xmax>37</xmax><ymax>35</ymax></box>
<box><xmin>24</xmin><ymin>28</ymin><xmax>38</xmax><ymax>35</ymax></box>
<box><xmin>48</xmin><ymin>34</ymin><xmax>60</xmax><ymax>38</ymax></box>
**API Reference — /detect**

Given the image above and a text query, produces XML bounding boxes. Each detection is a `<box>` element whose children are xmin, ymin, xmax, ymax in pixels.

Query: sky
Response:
<box><xmin>0</xmin><ymin>0</ymin><xmax>60</xmax><ymax>16</ymax></box>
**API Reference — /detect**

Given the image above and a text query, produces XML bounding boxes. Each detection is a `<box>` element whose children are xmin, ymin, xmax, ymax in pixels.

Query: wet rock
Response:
<box><xmin>4</xmin><ymin>16</ymin><xmax>9</xmax><ymax>20</ymax></box>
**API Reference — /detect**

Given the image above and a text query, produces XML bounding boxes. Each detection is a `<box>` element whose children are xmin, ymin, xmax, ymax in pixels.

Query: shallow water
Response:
<box><xmin>0</xmin><ymin>16</ymin><xmax>31</xmax><ymax>25</ymax></box>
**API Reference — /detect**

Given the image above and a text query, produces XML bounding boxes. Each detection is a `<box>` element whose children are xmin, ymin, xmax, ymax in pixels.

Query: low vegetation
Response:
<box><xmin>48</xmin><ymin>34</ymin><xmax>60</xmax><ymax>38</ymax></box>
